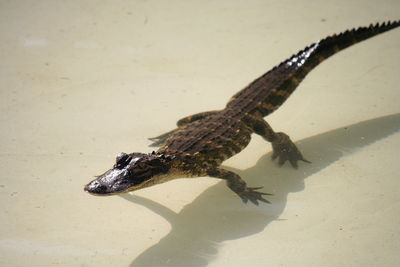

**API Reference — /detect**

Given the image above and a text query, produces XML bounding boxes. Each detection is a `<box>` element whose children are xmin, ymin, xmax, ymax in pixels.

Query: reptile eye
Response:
<box><xmin>151</xmin><ymin>158</ymin><xmax>161</xmax><ymax>165</ymax></box>
<box><xmin>115</xmin><ymin>152</ymin><xmax>131</xmax><ymax>168</ymax></box>
<box><xmin>138</xmin><ymin>162</ymin><xmax>149</xmax><ymax>169</ymax></box>
<box><xmin>116</xmin><ymin>152</ymin><xmax>129</xmax><ymax>164</ymax></box>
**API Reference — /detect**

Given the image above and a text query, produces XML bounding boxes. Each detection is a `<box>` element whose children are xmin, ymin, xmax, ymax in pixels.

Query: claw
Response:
<box><xmin>278</xmin><ymin>155</ymin><xmax>286</xmax><ymax>166</ymax></box>
<box><xmin>239</xmin><ymin>187</ymin><xmax>271</xmax><ymax>205</ymax></box>
<box><xmin>258</xmin><ymin>197</ymin><xmax>271</xmax><ymax>204</ymax></box>
<box><xmin>249</xmin><ymin>198</ymin><xmax>259</xmax><ymax>206</ymax></box>
<box><xmin>289</xmin><ymin>158</ymin><xmax>298</xmax><ymax>169</ymax></box>
<box><xmin>261</xmin><ymin>192</ymin><xmax>273</xmax><ymax>196</ymax></box>
<box><xmin>149</xmin><ymin>139</ymin><xmax>166</xmax><ymax>147</ymax></box>
<box><xmin>148</xmin><ymin>128</ymin><xmax>180</xmax><ymax>147</ymax></box>
<box><xmin>248</xmin><ymin>186</ymin><xmax>264</xmax><ymax>190</ymax></box>
<box><xmin>271</xmin><ymin>132</ymin><xmax>309</xmax><ymax>169</ymax></box>
<box><xmin>148</xmin><ymin>128</ymin><xmax>179</xmax><ymax>141</ymax></box>
<box><xmin>271</xmin><ymin>151</ymin><xmax>278</xmax><ymax>161</ymax></box>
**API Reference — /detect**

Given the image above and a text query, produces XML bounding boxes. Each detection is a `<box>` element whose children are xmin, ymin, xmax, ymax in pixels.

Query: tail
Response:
<box><xmin>296</xmin><ymin>20</ymin><xmax>400</xmax><ymax>77</ymax></box>
<box><xmin>227</xmin><ymin>21</ymin><xmax>400</xmax><ymax>117</ymax></box>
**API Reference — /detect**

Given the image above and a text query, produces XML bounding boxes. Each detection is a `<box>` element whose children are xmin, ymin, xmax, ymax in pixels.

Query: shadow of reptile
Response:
<box><xmin>119</xmin><ymin>113</ymin><xmax>400</xmax><ymax>267</ymax></box>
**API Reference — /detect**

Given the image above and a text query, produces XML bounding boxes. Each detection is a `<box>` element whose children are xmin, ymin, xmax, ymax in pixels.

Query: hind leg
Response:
<box><xmin>148</xmin><ymin>128</ymin><xmax>180</xmax><ymax>147</ymax></box>
<box><xmin>148</xmin><ymin>110</ymin><xmax>220</xmax><ymax>147</ymax></box>
<box><xmin>270</xmin><ymin>132</ymin><xmax>310</xmax><ymax>168</ymax></box>
<box><xmin>244</xmin><ymin>114</ymin><xmax>310</xmax><ymax>168</ymax></box>
<box><xmin>175</xmin><ymin>110</ymin><xmax>220</xmax><ymax>127</ymax></box>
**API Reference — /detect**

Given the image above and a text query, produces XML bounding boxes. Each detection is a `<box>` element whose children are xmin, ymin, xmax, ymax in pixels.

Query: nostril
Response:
<box><xmin>85</xmin><ymin>180</ymin><xmax>107</xmax><ymax>194</ymax></box>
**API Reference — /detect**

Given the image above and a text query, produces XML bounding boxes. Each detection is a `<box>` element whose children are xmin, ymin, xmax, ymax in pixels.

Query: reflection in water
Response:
<box><xmin>119</xmin><ymin>114</ymin><xmax>400</xmax><ymax>267</ymax></box>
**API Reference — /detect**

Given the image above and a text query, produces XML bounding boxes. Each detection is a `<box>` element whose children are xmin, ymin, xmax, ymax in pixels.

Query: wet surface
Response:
<box><xmin>1</xmin><ymin>1</ymin><xmax>399</xmax><ymax>266</ymax></box>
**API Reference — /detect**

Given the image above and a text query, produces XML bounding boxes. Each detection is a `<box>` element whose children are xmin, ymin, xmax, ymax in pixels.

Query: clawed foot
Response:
<box><xmin>239</xmin><ymin>187</ymin><xmax>272</xmax><ymax>205</ymax></box>
<box><xmin>148</xmin><ymin>138</ymin><xmax>167</xmax><ymax>147</ymax></box>
<box><xmin>148</xmin><ymin>128</ymin><xmax>179</xmax><ymax>147</ymax></box>
<box><xmin>272</xmin><ymin>132</ymin><xmax>310</xmax><ymax>168</ymax></box>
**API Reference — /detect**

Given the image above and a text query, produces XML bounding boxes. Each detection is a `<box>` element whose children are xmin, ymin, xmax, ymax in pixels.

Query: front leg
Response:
<box><xmin>207</xmin><ymin>168</ymin><xmax>271</xmax><ymax>205</ymax></box>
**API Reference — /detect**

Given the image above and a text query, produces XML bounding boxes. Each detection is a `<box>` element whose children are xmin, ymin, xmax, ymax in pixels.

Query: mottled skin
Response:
<box><xmin>85</xmin><ymin>21</ymin><xmax>399</xmax><ymax>205</ymax></box>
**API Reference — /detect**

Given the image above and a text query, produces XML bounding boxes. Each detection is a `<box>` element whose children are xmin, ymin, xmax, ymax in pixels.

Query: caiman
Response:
<box><xmin>85</xmin><ymin>21</ymin><xmax>399</xmax><ymax>205</ymax></box>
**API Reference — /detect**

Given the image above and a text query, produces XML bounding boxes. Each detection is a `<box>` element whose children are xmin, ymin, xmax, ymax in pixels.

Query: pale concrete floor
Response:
<box><xmin>0</xmin><ymin>1</ymin><xmax>399</xmax><ymax>266</ymax></box>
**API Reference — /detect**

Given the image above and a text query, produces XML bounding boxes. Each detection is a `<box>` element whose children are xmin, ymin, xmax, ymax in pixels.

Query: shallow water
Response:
<box><xmin>1</xmin><ymin>1</ymin><xmax>399</xmax><ymax>266</ymax></box>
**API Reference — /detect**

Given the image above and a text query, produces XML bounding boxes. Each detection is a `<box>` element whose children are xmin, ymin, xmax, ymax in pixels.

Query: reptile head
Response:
<box><xmin>84</xmin><ymin>152</ymin><xmax>172</xmax><ymax>195</ymax></box>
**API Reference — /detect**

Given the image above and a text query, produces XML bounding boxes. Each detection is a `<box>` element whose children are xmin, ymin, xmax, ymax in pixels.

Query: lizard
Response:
<box><xmin>84</xmin><ymin>21</ymin><xmax>399</xmax><ymax>205</ymax></box>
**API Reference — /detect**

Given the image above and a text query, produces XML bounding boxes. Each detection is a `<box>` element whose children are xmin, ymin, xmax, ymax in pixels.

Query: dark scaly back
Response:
<box><xmin>226</xmin><ymin>21</ymin><xmax>400</xmax><ymax>117</ymax></box>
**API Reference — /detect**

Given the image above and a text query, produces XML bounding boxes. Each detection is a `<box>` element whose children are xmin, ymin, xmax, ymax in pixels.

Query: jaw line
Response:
<box><xmin>84</xmin><ymin>177</ymin><xmax>157</xmax><ymax>196</ymax></box>
<box><xmin>84</xmin><ymin>185</ymin><xmax>135</xmax><ymax>196</ymax></box>
<box><xmin>85</xmin><ymin>169</ymin><xmax>176</xmax><ymax>196</ymax></box>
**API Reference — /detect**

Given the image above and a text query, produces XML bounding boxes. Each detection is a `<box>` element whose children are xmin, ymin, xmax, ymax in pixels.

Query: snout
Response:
<box><xmin>84</xmin><ymin>180</ymin><xmax>109</xmax><ymax>195</ymax></box>
<box><xmin>84</xmin><ymin>168</ymin><xmax>134</xmax><ymax>196</ymax></box>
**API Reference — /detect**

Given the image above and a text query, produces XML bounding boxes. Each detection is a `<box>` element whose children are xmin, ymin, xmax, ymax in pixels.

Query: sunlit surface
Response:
<box><xmin>1</xmin><ymin>1</ymin><xmax>399</xmax><ymax>266</ymax></box>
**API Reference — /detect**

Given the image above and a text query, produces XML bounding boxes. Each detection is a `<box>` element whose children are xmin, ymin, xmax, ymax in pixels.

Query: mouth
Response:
<box><xmin>84</xmin><ymin>180</ymin><xmax>142</xmax><ymax>196</ymax></box>
<box><xmin>84</xmin><ymin>180</ymin><xmax>111</xmax><ymax>196</ymax></box>
<box><xmin>84</xmin><ymin>168</ymin><xmax>133</xmax><ymax>196</ymax></box>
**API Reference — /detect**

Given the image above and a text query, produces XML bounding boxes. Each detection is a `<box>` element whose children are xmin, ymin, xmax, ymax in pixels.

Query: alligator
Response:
<box><xmin>85</xmin><ymin>21</ymin><xmax>399</xmax><ymax>205</ymax></box>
